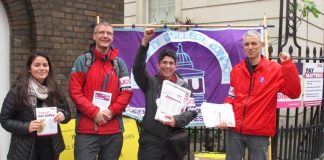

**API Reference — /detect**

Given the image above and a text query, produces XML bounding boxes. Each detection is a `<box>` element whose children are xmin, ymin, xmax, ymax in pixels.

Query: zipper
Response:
<box><xmin>94</xmin><ymin>64</ymin><xmax>110</xmax><ymax>132</ymax></box>
<box><xmin>240</xmin><ymin>73</ymin><xmax>255</xmax><ymax>134</ymax></box>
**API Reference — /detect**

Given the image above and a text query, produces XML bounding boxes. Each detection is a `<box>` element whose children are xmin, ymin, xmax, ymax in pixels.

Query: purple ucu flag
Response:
<box><xmin>113</xmin><ymin>27</ymin><xmax>264</xmax><ymax>126</ymax></box>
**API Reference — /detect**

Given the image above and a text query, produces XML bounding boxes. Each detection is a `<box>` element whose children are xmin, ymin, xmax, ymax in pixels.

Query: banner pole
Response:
<box><xmin>263</xmin><ymin>14</ymin><xmax>270</xmax><ymax>59</ymax></box>
<box><xmin>111</xmin><ymin>24</ymin><xmax>274</xmax><ymax>29</ymax></box>
<box><xmin>263</xmin><ymin>14</ymin><xmax>272</xmax><ymax>160</ymax></box>
<box><xmin>97</xmin><ymin>16</ymin><xmax>100</xmax><ymax>24</ymax></box>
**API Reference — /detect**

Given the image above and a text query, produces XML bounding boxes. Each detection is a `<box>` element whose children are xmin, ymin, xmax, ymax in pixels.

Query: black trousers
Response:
<box><xmin>138</xmin><ymin>132</ymin><xmax>183</xmax><ymax>160</ymax></box>
<box><xmin>32</xmin><ymin>136</ymin><xmax>57</xmax><ymax>160</ymax></box>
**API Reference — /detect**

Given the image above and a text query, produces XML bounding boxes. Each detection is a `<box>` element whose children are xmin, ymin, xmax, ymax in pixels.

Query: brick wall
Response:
<box><xmin>1</xmin><ymin>0</ymin><xmax>124</xmax><ymax>116</ymax></box>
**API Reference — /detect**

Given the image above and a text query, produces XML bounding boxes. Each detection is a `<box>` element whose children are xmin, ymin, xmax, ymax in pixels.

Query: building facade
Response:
<box><xmin>124</xmin><ymin>0</ymin><xmax>324</xmax><ymax>56</ymax></box>
<box><xmin>125</xmin><ymin>2</ymin><xmax>324</xmax><ymax>158</ymax></box>
<box><xmin>0</xmin><ymin>0</ymin><xmax>124</xmax><ymax>159</ymax></box>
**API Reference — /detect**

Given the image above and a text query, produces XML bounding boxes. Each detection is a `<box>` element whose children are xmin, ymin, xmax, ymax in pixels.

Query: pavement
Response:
<box><xmin>316</xmin><ymin>153</ymin><xmax>324</xmax><ymax>160</ymax></box>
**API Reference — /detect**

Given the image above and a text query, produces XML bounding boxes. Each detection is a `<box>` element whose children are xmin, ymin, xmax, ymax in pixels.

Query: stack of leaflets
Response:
<box><xmin>201</xmin><ymin>102</ymin><xmax>236</xmax><ymax>128</ymax></box>
<box><xmin>154</xmin><ymin>80</ymin><xmax>192</xmax><ymax>122</ymax></box>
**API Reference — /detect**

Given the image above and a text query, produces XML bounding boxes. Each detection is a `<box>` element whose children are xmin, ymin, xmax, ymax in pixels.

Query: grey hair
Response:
<box><xmin>243</xmin><ymin>30</ymin><xmax>263</xmax><ymax>42</ymax></box>
<box><xmin>93</xmin><ymin>21</ymin><xmax>113</xmax><ymax>34</ymax></box>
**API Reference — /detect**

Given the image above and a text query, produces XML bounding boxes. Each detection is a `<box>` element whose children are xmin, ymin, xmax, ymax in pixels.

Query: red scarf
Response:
<box><xmin>159</xmin><ymin>74</ymin><xmax>177</xmax><ymax>83</ymax></box>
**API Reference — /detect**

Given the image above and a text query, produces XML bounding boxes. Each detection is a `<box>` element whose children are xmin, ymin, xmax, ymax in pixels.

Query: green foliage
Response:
<box><xmin>152</xmin><ymin>10</ymin><xmax>194</xmax><ymax>30</ymax></box>
<box><xmin>174</xmin><ymin>17</ymin><xmax>193</xmax><ymax>25</ymax></box>
<box><xmin>298</xmin><ymin>0</ymin><xmax>321</xmax><ymax>18</ymax></box>
<box><xmin>152</xmin><ymin>10</ymin><xmax>194</xmax><ymax>26</ymax></box>
<box><xmin>152</xmin><ymin>10</ymin><xmax>170</xmax><ymax>24</ymax></box>
<box><xmin>264</xmin><ymin>0</ymin><xmax>320</xmax><ymax>45</ymax></box>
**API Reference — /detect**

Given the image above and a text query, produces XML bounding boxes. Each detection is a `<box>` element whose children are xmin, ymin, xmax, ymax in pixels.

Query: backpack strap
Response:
<box><xmin>82</xmin><ymin>52</ymin><xmax>95</xmax><ymax>88</ymax></box>
<box><xmin>113</xmin><ymin>58</ymin><xmax>120</xmax><ymax>78</ymax></box>
<box><xmin>112</xmin><ymin>58</ymin><xmax>125</xmax><ymax>132</ymax></box>
<box><xmin>113</xmin><ymin>58</ymin><xmax>121</xmax><ymax>93</ymax></box>
<box><xmin>85</xmin><ymin>52</ymin><xmax>94</xmax><ymax>71</ymax></box>
<box><xmin>113</xmin><ymin>57</ymin><xmax>130</xmax><ymax>79</ymax></box>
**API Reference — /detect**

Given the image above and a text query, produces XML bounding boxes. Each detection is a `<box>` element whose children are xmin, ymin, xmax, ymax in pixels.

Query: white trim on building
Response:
<box><xmin>0</xmin><ymin>1</ymin><xmax>10</xmax><ymax>159</ymax></box>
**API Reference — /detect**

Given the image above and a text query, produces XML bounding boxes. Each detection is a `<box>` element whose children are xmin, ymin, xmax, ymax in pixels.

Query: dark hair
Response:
<box><xmin>158</xmin><ymin>49</ymin><xmax>177</xmax><ymax>64</ymax></box>
<box><xmin>13</xmin><ymin>51</ymin><xmax>61</xmax><ymax>107</ymax></box>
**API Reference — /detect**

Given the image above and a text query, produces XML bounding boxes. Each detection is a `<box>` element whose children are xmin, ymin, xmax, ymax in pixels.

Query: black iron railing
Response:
<box><xmin>185</xmin><ymin>45</ymin><xmax>324</xmax><ymax>160</ymax></box>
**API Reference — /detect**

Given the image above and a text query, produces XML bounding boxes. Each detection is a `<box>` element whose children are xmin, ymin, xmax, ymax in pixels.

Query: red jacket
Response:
<box><xmin>224</xmin><ymin>56</ymin><xmax>301</xmax><ymax>136</ymax></box>
<box><xmin>69</xmin><ymin>46</ymin><xmax>132</xmax><ymax>134</ymax></box>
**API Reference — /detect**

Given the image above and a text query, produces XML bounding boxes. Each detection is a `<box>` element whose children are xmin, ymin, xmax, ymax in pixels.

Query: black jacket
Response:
<box><xmin>132</xmin><ymin>44</ymin><xmax>197</xmax><ymax>140</ymax></box>
<box><xmin>0</xmin><ymin>88</ymin><xmax>71</xmax><ymax>160</ymax></box>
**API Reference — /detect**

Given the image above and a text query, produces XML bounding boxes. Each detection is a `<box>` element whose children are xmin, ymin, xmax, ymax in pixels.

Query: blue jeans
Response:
<box><xmin>226</xmin><ymin>130</ymin><xmax>269</xmax><ymax>160</ymax></box>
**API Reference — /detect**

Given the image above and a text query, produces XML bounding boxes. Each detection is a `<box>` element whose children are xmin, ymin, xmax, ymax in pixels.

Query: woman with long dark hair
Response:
<box><xmin>0</xmin><ymin>51</ymin><xmax>71</xmax><ymax>160</ymax></box>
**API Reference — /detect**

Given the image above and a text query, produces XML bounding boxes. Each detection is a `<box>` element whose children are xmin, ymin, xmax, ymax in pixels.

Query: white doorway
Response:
<box><xmin>0</xmin><ymin>1</ymin><xmax>10</xmax><ymax>160</ymax></box>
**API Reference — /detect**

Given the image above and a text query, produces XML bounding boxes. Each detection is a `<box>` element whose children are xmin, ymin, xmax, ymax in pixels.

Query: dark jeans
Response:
<box><xmin>226</xmin><ymin>130</ymin><xmax>269</xmax><ymax>160</ymax></box>
<box><xmin>74</xmin><ymin>133</ymin><xmax>123</xmax><ymax>160</ymax></box>
<box><xmin>138</xmin><ymin>132</ymin><xmax>183</xmax><ymax>160</ymax></box>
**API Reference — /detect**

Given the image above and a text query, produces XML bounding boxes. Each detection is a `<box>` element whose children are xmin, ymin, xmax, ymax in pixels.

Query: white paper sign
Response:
<box><xmin>200</xmin><ymin>102</ymin><xmax>236</xmax><ymax>128</ymax></box>
<box><xmin>155</xmin><ymin>80</ymin><xmax>191</xmax><ymax>122</ymax></box>
<box><xmin>36</xmin><ymin>107</ymin><xmax>57</xmax><ymax>136</ymax></box>
<box><xmin>303</xmin><ymin>63</ymin><xmax>323</xmax><ymax>106</ymax></box>
<box><xmin>93</xmin><ymin>91</ymin><xmax>112</xmax><ymax>110</ymax></box>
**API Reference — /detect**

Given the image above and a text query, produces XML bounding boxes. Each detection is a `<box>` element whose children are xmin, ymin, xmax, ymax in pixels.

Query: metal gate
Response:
<box><xmin>187</xmin><ymin>0</ymin><xmax>324</xmax><ymax>159</ymax></box>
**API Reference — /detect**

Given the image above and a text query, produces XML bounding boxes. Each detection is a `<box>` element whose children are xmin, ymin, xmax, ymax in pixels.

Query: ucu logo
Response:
<box><xmin>120</xmin><ymin>76</ymin><xmax>130</xmax><ymax>87</ymax></box>
<box><xmin>259</xmin><ymin>77</ymin><xmax>265</xmax><ymax>83</ymax></box>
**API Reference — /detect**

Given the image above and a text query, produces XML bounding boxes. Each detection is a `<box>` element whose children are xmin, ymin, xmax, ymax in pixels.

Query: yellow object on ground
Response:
<box><xmin>119</xmin><ymin>117</ymin><xmax>140</xmax><ymax>160</ymax></box>
<box><xmin>194</xmin><ymin>152</ymin><xmax>226</xmax><ymax>160</ymax></box>
<box><xmin>59</xmin><ymin>117</ymin><xmax>140</xmax><ymax>160</ymax></box>
<box><xmin>59</xmin><ymin>119</ymin><xmax>75</xmax><ymax>160</ymax></box>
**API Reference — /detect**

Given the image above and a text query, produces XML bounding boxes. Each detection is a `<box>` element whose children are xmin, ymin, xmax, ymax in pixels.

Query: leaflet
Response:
<box><xmin>93</xmin><ymin>91</ymin><xmax>112</xmax><ymax>110</ymax></box>
<box><xmin>36</xmin><ymin>107</ymin><xmax>57</xmax><ymax>136</ymax></box>
<box><xmin>200</xmin><ymin>102</ymin><xmax>236</xmax><ymax>128</ymax></box>
<box><xmin>155</xmin><ymin>80</ymin><xmax>191</xmax><ymax>122</ymax></box>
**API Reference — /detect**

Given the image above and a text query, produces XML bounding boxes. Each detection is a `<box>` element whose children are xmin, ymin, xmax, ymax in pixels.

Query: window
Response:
<box><xmin>148</xmin><ymin>0</ymin><xmax>175</xmax><ymax>24</ymax></box>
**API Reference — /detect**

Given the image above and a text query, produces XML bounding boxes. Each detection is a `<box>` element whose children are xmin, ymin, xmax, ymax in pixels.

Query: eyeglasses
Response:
<box><xmin>95</xmin><ymin>31</ymin><xmax>113</xmax><ymax>36</ymax></box>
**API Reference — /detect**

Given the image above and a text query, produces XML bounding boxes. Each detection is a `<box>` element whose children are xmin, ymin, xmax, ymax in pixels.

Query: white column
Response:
<box><xmin>0</xmin><ymin>2</ymin><xmax>10</xmax><ymax>160</ymax></box>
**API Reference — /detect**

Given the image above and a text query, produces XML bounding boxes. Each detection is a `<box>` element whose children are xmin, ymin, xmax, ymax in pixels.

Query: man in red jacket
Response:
<box><xmin>69</xmin><ymin>22</ymin><xmax>133</xmax><ymax>160</ymax></box>
<box><xmin>222</xmin><ymin>30</ymin><xmax>301</xmax><ymax>160</ymax></box>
